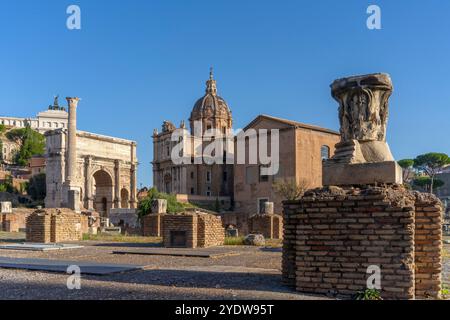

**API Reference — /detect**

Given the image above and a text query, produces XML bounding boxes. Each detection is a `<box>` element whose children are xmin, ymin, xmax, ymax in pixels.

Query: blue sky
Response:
<box><xmin>1</xmin><ymin>0</ymin><xmax>449</xmax><ymax>187</ymax></box>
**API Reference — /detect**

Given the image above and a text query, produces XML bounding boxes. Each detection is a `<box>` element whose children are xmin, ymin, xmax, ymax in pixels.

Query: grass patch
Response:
<box><xmin>442</xmin><ymin>284</ymin><xmax>450</xmax><ymax>300</ymax></box>
<box><xmin>224</xmin><ymin>236</ymin><xmax>245</xmax><ymax>246</ymax></box>
<box><xmin>82</xmin><ymin>233</ymin><xmax>162</xmax><ymax>244</ymax></box>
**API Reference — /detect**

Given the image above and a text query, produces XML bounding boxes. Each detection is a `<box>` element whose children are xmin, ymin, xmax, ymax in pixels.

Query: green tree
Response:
<box><xmin>6</xmin><ymin>126</ymin><xmax>45</xmax><ymax>166</ymax></box>
<box><xmin>398</xmin><ymin>159</ymin><xmax>415</xmax><ymax>183</ymax></box>
<box><xmin>0</xmin><ymin>174</ymin><xmax>14</xmax><ymax>193</ymax></box>
<box><xmin>27</xmin><ymin>173</ymin><xmax>46</xmax><ymax>200</ymax></box>
<box><xmin>413</xmin><ymin>153</ymin><xmax>450</xmax><ymax>194</ymax></box>
<box><xmin>0</xmin><ymin>124</ymin><xmax>5</xmax><ymax>134</ymax></box>
<box><xmin>413</xmin><ymin>176</ymin><xmax>445</xmax><ymax>193</ymax></box>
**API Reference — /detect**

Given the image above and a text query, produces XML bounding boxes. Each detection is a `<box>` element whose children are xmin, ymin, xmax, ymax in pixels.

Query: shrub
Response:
<box><xmin>353</xmin><ymin>289</ymin><xmax>382</xmax><ymax>300</ymax></box>
<box><xmin>137</xmin><ymin>187</ymin><xmax>196</xmax><ymax>219</ymax></box>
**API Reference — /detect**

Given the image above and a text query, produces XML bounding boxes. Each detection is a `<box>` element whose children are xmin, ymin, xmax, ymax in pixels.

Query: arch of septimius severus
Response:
<box><xmin>45</xmin><ymin>97</ymin><xmax>138</xmax><ymax>217</ymax></box>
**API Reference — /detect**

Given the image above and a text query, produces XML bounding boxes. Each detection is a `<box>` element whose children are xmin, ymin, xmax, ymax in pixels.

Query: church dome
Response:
<box><xmin>189</xmin><ymin>68</ymin><xmax>232</xmax><ymax>123</ymax></box>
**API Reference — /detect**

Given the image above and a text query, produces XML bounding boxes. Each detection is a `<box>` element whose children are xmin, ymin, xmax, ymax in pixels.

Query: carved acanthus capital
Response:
<box><xmin>331</xmin><ymin>73</ymin><xmax>392</xmax><ymax>142</ymax></box>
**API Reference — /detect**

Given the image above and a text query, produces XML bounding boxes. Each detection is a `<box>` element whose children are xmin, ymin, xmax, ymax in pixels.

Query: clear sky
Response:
<box><xmin>1</xmin><ymin>0</ymin><xmax>449</xmax><ymax>187</ymax></box>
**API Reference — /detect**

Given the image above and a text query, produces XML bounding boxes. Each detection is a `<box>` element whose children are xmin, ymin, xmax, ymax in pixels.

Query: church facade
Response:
<box><xmin>152</xmin><ymin>70</ymin><xmax>341</xmax><ymax>219</ymax></box>
<box><xmin>152</xmin><ymin>70</ymin><xmax>234</xmax><ymax>201</ymax></box>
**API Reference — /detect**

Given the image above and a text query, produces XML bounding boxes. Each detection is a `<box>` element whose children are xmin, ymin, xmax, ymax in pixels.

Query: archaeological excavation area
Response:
<box><xmin>0</xmin><ymin>73</ymin><xmax>447</xmax><ymax>300</ymax></box>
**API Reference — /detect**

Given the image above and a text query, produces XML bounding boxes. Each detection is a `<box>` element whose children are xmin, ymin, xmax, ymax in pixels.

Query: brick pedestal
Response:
<box><xmin>163</xmin><ymin>210</ymin><xmax>225</xmax><ymax>248</ymax></box>
<box><xmin>248</xmin><ymin>214</ymin><xmax>283</xmax><ymax>239</ymax></box>
<box><xmin>282</xmin><ymin>185</ymin><xmax>443</xmax><ymax>299</ymax></box>
<box><xmin>26</xmin><ymin>208</ymin><xmax>87</xmax><ymax>243</ymax></box>
<box><xmin>143</xmin><ymin>214</ymin><xmax>164</xmax><ymax>237</ymax></box>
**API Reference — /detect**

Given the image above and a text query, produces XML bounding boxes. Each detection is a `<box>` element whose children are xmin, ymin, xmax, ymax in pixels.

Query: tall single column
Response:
<box><xmin>84</xmin><ymin>156</ymin><xmax>94</xmax><ymax>210</ymax></box>
<box><xmin>63</xmin><ymin>97</ymin><xmax>81</xmax><ymax>212</ymax></box>
<box><xmin>66</xmin><ymin>97</ymin><xmax>80</xmax><ymax>185</ymax></box>
<box><xmin>129</xmin><ymin>142</ymin><xmax>137</xmax><ymax>209</ymax></box>
<box><xmin>114</xmin><ymin>160</ymin><xmax>121</xmax><ymax>208</ymax></box>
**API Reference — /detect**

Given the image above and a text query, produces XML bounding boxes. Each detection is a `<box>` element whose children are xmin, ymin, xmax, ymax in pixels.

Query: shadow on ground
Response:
<box><xmin>83</xmin><ymin>268</ymin><xmax>293</xmax><ymax>294</ymax></box>
<box><xmin>92</xmin><ymin>242</ymin><xmax>163</xmax><ymax>248</ymax></box>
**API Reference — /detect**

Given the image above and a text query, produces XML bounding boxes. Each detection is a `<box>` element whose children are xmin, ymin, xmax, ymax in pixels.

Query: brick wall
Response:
<box><xmin>143</xmin><ymin>214</ymin><xmax>164</xmax><ymax>237</ymax></box>
<box><xmin>26</xmin><ymin>212</ymin><xmax>52</xmax><ymax>243</ymax></box>
<box><xmin>414</xmin><ymin>192</ymin><xmax>443</xmax><ymax>299</ymax></box>
<box><xmin>163</xmin><ymin>211</ymin><xmax>225</xmax><ymax>248</ymax></box>
<box><xmin>26</xmin><ymin>209</ymin><xmax>86</xmax><ymax>243</ymax></box>
<box><xmin>163</xmin><ymin>214</ymin><xmax>197</xmax><ymax>248</ymax></box>
<box><xmin>282</xmin><ymin>185</ymin><xmax>443</xmax><ymax>300</ymax></box>
<box><xmin>248</xmin><ymin>214</ymin><xmax>283</xmax><ymax>239</ymax></box>
<box><xmin>1</xmin><ymin>208</ymin><xmax>34</xmax><ymax>232</ymax></box>
<box><xmin>197</xmin><ymin>214</ymin><xmax>225</xmax><ymax>247</ymax></box>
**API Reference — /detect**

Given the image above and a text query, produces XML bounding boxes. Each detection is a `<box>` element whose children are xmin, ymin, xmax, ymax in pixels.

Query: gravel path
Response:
<box><xmin>0</xmin><ymin>236</ymin><xmax>325</xmax><ymax>300</ymax></box>
<box><xmin>0</xmin><ymin>233</ymin><xmax>447</xmax><ymax>299</ymax></box>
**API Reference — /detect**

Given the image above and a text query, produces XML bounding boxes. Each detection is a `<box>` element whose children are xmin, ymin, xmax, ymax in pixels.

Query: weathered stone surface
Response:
<box><xmin>151</xmin><ymin>199</ymin><xmax>167</xmax><ymax>214</ymax></box>
<box><xmin>323</xmin><ymin>161</ymin><xmax>403</xmax><ymax>186</ymax></box>
<box><xmin>324</xmin><ymin>73</ymin><xmax>402</xmax><ymax>186</ymax></box>
<box><xmin>244</xmin><ymin>234</ymin><xmax>266</xmax><ymax>246</ymax></box>
<box><xmin>263</xmin><ymin>202</ymin><xmax>274</xmax><ymax>215</ymax></box>
<box><xmin>0</xmin><ymin>202</ymin><xmax>12</xmax><ymax>213</ymax></box>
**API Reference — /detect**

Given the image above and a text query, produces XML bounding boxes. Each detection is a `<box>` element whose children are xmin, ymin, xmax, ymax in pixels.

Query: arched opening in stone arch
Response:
<box><xmin>120</xmin><ymin>188</ymin><xmax>129</xmax><ymax>208</ymax></box>
<box><xmin>92</xmin><ymin>170</ymin><xmax>113</xmax><ymax>217</ymax></box>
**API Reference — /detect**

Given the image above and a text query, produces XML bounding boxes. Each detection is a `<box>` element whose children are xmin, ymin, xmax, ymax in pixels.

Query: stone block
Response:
<box><xmin>323</xmin><ymin>161</ymin><xmax>403</xmax><ymax>186</ymax></box>
<box><xmin>0</xmin><ymin>202</ymin><xmax>12</xmax><ymax>214</ymax></box>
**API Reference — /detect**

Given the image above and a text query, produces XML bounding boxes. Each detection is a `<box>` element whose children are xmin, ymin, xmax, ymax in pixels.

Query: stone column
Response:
<box><xmin>130</xmin><ymin>163</ymin><xmax>137</xmax><ymax>209</ymax></box>
<box><xmin>323</xmin><ymin>74</ymin><xmax>402</xmax><ymax>186</ymax></box>
<box><xmin>114</xmin><ymin>160</ymin><xmax>121</xmax><ymax>208</ymax></box>
<box><xmin>84</xmin><ymin>156</ymin><xmax>94</xmax><ymax>210</ymax></box>
<box><xmin>66</xmin><ymin>97</ymin><xmax>80</xmax><ymax>185</ymax></box>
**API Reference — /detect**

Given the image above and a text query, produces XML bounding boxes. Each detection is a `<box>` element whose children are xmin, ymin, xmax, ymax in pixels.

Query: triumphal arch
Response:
<box><xmin>44</xmin><ymin>98</ymin><xmax>137</xmax><ymax>217</ymax></box>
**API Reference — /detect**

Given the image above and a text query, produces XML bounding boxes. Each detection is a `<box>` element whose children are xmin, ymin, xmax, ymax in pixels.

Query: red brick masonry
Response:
<box><xmin>282</xmin><ymin>185</ymin><xmax>443</xmax><ymax>299</ymax></box>
<box><xmin>26</xmin><ymin>208</ymin><xmax>88</xmax><ymax>243</ymax></box>
<box><xmin>248</xmin><ymin>214</ymin><xmax>283</xmax><ymax>239</ymax></box>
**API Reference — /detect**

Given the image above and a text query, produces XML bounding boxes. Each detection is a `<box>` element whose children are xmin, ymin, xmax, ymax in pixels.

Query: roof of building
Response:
<box><xmin>243</xmin><ymin>114</ymin><xmax>340</xmax><ymax>135</ymax></box>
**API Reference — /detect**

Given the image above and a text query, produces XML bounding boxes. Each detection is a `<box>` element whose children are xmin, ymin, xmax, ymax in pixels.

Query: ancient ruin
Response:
<box><xmin>45</xmin><ymin>97</ymin><xmax>138</xmax><ymax>217</ymax></box>
<box><xmin>282</xmin><ymin>73</ymin><xmax>443</xmax><ymax>299</ymax></box>
<box><xmin>162</xmin><ymin>209</ymin><xmax>225</xmax><ymax>248</ymax></box>
<box><xmin>248</xmin><ymin>202</ymin><xmax>283</xmax><ymax>239</ymax></box>
<box><xmin>142</xmin><ymin>199</ymin><xmax>167</xmax><ymax>237</ymax></box>
<box><xmin>323</xmin><ymin>73</ymin><xmax>402</xmax><ymax>186</ymax></box>
<box><xmin>26</xmin><ymin>208</ymin><xmax>88</xmax><ymax>243</ymax></box>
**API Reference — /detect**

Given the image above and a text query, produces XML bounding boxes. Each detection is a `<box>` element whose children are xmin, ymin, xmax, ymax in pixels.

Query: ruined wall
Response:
<box><xmin>51</xmin><ymin>211</ymin><xmax>86</xmax><ymax>243</ymax></box>
<box><xmin>282</xmin><ymin>185</ymin><xmax>443</xmax><ymax>300</ymax></box>
<box><xmin>414</xmin><ymin>193</ymin><xmax>443</xmax><ymax>299</ymax></box>
<box><xmin>143</xmin><ymin>214</ymin><xmax>164</xmax><ymax>237</ymax></box>
<box><xmin>163</xmin><ymin>214</ymin><xmax>197</xmax><ymax>248</ymax></box>
<box><xmin>248</xmin><ymin>214</ymin><xmax>283</xmax><ymax>239</ymax></box>
<box><xmin>26</xmin><ymin>212</ymin><xmax>52</xmax><ymax>243</ymax></box>
<box><xmin>197</xmin><ymin>214</ymin><xmax>225</xmax><ymax>247</ymax></box>
<box><xmin>26</xmin><ymin>209</ymin><xmax>86</xmax><ymax>243</ymax></box>
<box><xmin>163</xmin><ymin>212</ymin><xmax>225</xmax><ymax>248</ymax></box>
